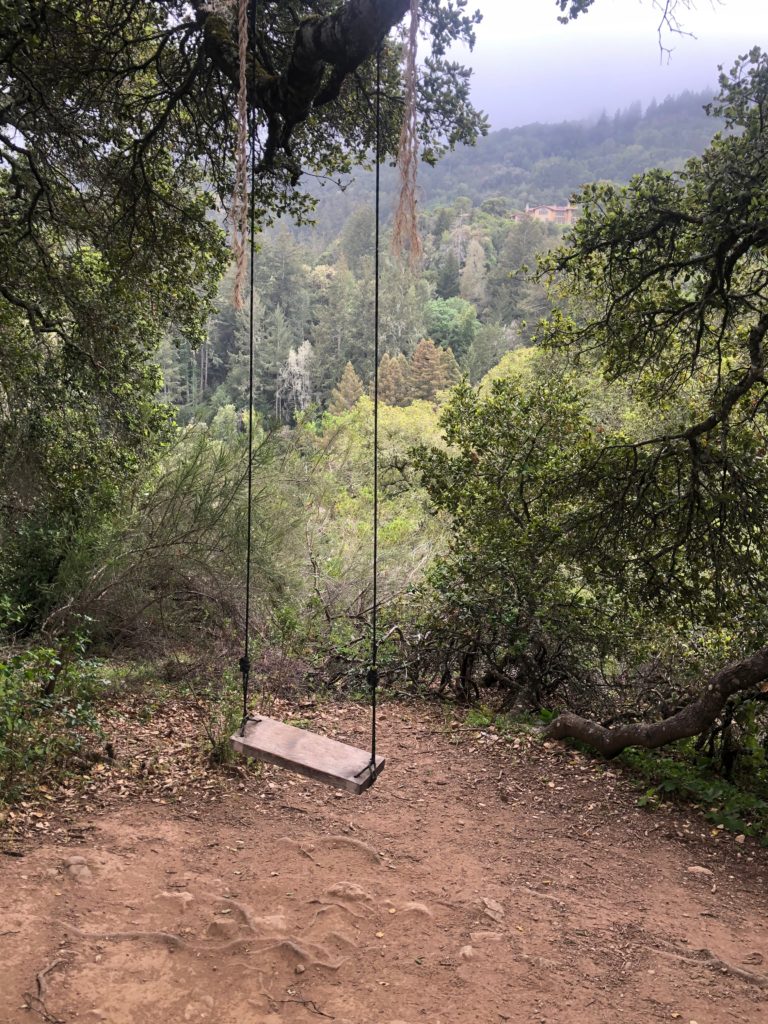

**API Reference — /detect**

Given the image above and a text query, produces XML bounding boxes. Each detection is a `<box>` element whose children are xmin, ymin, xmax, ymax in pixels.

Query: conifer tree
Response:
<box><xmin>408</xmin><ymin>338</ymin><xmax>458</xmax><ymax>401</ymax></box>
<box><xmin>378</xmin><ymin>352</ymin><xmax>410</xmax><ymax>406</ymax></box>
<box><xmin>436</xmin><ymin>249</ymin><xmax>460</xmax><ymax>299</ymax></box>
<box><xmin>459</xmin><ymin>237</ymin><xmax>487</xmax><ymax>306</ymax></box>
<box><xmin>328</xmin><ymin>361</ymin><xmax>365</xmax><ymax>414</ymax></box>
<box><xmin>439</xmin><ymin>345</ymin><xmax>462</xmax><ymax>389</ymax></box>
<box><xmin>465</xmin><ymin>324</ymin><xmax>513</xmax><ymax>383</ymax></box>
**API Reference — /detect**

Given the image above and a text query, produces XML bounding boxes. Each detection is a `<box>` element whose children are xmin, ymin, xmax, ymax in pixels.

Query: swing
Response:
<box><xmin>229</xmin><ymin>7</ymin><xmax>385</xmax><ymax>793</ymax></box>
<box><xmin>231</xmin><ymin>711</ymin><xmax>384</xmax><ymax>794</ymax></box>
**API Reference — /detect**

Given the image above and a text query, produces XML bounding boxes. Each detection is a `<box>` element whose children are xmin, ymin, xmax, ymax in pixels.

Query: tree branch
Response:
<box><xmin>199</xmin><ymin>0</ymin><xmax>410</xmax><ymax>171</ymax></box>
<box><xmin>545</xmin><ymin>645</ymin><xmax>768</xmax><ymax>757</ymax></box>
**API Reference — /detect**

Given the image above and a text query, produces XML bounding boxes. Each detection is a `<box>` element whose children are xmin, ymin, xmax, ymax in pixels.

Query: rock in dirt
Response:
<box><xmin>183</xmin><ymin>995</ymin><xmax>214</xmax><ymax>1020</ymax></box>
<box><xmin>482</xmin><ymin>897</ymin><xmax>505</xmax><ymax>923</ymax></box>
<box><xmin>401</xmin><ymin>901</ymin><xmax>432</xmax><ymax>917</ymax></box>
<box><xmin>154</xmin><ymin>890</ymin><xmax>195</xmax><ymax>912</ymax></box>
<box><xmin>470</xmin><ymin>930</ymin><xmax>504</xmax><ymax>943</ymax></box>
<box><xmin>206</xmin><ymin>918</ymin><xmax>239</xmax><ymax>939</ymax></box>
<box><xmin>65</xmin><ymin>858</ymin><xmax>93</xmax><ymax>884</ymax></box>
<box><xmin>687</xmin><ymin>866</ymin><xmax>714</xmax><ymax>877</ymax></box>
<box><xmin>325</xmin><ymin>881</ymin><xmax>372</xmax><ymax>901</ymax></box>
<box><xmin>250</xmin><ymin>912</ymin><xmax>288</xmax><ymax>933</ymax></box>
<box><xmin>460</xmin><ymin>945</ymin><xmax>475</xmax><ymax>961</ymax></box>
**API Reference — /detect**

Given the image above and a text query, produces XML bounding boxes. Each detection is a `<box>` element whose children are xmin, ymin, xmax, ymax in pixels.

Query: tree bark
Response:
<box><xmin>261</xmin><ymin>0</ymin><xmax>410</xmax><ymax>118</ymax></box>
<box><xmin>544</xmin><ymin>646</ymin><xmax>768</xmax><ymax>756</ymax></box>
<box><xmin>200</xmin><ymin>0</ymin><xmax>410</xmax><ymax>165</ymax></box>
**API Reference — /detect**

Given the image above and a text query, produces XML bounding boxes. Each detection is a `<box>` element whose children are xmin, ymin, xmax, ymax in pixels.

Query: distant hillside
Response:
<box><xmin>296</xmin><ymin>89</ymin><xmax>723</xmax><ymax>243</ymax></box>
<box><xmin>423</xmin><ymin>89</ymin><xmax>722</xmax><ymax>206</ymax></box>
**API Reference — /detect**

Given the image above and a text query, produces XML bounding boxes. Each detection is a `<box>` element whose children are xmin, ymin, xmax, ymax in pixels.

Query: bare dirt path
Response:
<box><xmin>2</xmin><ymin>702</ymin><xmax>768</xmax><ymax>1024</ymax></box>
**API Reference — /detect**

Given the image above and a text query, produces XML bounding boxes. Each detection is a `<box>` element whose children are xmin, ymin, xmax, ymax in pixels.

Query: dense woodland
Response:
<box><xmin>2</xmin><ymin>0</ymin><xmax>768</xmax><ymax>842</ymax></box>
<box><xmin>163</xmin><ymin>88</ymin><xmax>723</xmax><ymax>424</ymax></box>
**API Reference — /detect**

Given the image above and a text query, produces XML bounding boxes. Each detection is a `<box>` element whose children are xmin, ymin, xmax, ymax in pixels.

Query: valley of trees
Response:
<box><xmin>2</xmin><ymin>0</ymin><xmax>768</xmax><ymax>844</ymax></box>
<box><xmin>161</xmin><ymin>89</ymin><xmax>725</xmax><ymax>427</ymax></box>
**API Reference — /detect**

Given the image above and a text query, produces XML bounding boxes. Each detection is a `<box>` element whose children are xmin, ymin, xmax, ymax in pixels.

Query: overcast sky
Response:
<box><xmin>453</xmin><ymin>0</ymin><xmax>763</xmax><ymax>127</ymax></box>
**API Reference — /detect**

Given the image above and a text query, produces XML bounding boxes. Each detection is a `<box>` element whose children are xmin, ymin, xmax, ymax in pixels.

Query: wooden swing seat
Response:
<box><xmin>230</xmin><ymin>715</ymin><xmax>385</xmax><ymax>794</ymax></box>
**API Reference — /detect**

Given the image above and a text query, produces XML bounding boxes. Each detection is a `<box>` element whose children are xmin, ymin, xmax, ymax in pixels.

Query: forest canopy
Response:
<box><xmin>0</xmin><ymin>0</ymin><xmax>485</xmax><ymax>621</ymax></box>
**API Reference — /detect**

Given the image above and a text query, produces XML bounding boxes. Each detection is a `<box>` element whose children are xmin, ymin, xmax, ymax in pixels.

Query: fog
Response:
<box><xmin>454</xmin><ymin>0</ymin><xmax>763</xmax><ymax>126</ymax></box>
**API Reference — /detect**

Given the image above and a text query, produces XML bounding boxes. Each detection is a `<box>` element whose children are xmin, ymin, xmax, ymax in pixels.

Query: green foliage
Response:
<box><xmin>424</xmin><ymin>297</ymin><xmax>480</xmax><ymax>358</ymax></box>
<box><xmin>623</xmin><ymin>744</ymin><xmax>768</xmax><ymax>844</ymax></box>
<box><xmin>463</xmin><ymin>705</ymin><xmax>518</xmax><ymax>733</ymax></box>
<box><xmin>306</xmin><ymin>88</ymin><xmax>724</xmax><ymax>231</ymax></box>
<box><xmin>435</xmin><ymin>249</ymin><xmax>461</xmax><ymax>299</ymax></box>
<box><xmin>49</xmin><ymin>426</ymin><xmax>303</xmax><ymax>657</ymax></box>
<box><xmin>535</xmin><ymin>49</ymin><xmax>768</xmax><ymax>629</ymax></box>
<box><xmin>464</xmin><ymin>707</ymin><xmax>495</xmax><ymax>728</ymax></box>
<box><xmin>409</xmin><ymin>52</ymin><xmax>768</xmax><ymax>788</ymax></box>
<box><xmin>412</xmin><ymin>363</ymin><xmax>634</xmax><ymax>707</ymax></box>
<box><xmin>0</xmin><ymin>644</ymin><xmax>105</xmax><ymax>805</ymax></box>
<box><xmin>0</xmin><ymin>1</ymin><xmax>229</xmax><ymax>626</ymax></box>
<box><xmin>153</xmin><ymin>85</ymin><xmax>727</xmax><ymax>430</ymax></box>
<box><xmin>329</xmin><ymin>362</ymin><xmax>365</xmax><ymax>415</ymax></box>
<box><xmin>186</xmin><ymin>670</ymin><xmax>247</xmax><ymax>768</ymax></box>
<box><xmin>0</xmin><ymin>0</ymin><xmax>488</xmax><ymax>632</ymax></box>
<box><xmin>298</xmin><ymin>397</ymin><xmax>444</xmax><ymax>682</ymax></box>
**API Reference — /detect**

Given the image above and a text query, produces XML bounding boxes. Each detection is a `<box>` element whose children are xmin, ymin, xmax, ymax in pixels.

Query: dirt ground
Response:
<box><xmin>2</xmin><ymin>700</ymin><xmax>768</xmax><ymax>1024</ymax></box>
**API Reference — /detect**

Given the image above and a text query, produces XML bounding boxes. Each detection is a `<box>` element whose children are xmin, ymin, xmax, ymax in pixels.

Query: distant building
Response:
<box><xmin>524</xmin><ymin>203</ymin><xmax>578</xmax><ymax>225</ymax></box>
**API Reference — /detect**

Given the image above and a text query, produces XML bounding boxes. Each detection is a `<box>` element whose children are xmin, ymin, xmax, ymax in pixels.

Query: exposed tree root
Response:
<box><xmin>58</xmin><ymin>923</ymin><xmax>185</xmax><ymax>949</ymax></box>
<box><xmin>208</xmin><ymin>935</ymin><xmax>346</xmax><ymax>970</ymax></box>
<box><xmin>279</xmin><ymin>997</ymin><xmax>335</xmax><ymax>1018</ymax></box>
<box><xmin>313</xmin><ymin>836</ymin><xmax>382</xmax><ymax>862</ymax></box>
<box><xmin>648</xmin><ymin>945</ymin><xmax>768</xmax><ymax>989</ymax></box>
<box><xmin>309</xmin><ymin>899</ymin><xmax>366</xmax><ymax>921</ymax></box>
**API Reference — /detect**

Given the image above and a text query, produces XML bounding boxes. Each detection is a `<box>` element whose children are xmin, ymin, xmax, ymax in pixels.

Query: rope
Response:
<box><xmin>366</xmin><ymin>45</ymin><xmax>383</xmax><ymax>774</ymax></box>
<box><xmin>236</xmin><ymin>13</ymin><xmax>383</xmax><ymax>784</ymax></box>
<box><xmin>232</xmin><ymin>0</ymin><xmax>250</xmax><ymax>310</ymax></box>
<box><xmin>239</xmin><ymin>0</ymin><xmax>258</xmax><ymax>732</ymax></box>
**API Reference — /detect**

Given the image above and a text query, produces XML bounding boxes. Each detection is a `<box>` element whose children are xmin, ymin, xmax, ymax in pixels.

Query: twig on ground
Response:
<box><xmin>23</xmin><ymin>958</ymin><xmax>68</xmax><ymax>1023</ymax></box>
<box><xmin>279</xmin><ymin>997</ymin><xmax>335</xmax><ymax>1018</ymax></box>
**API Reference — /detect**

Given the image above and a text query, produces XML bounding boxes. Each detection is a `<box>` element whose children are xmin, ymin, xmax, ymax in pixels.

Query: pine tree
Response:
<box><xmin>311</xmin><ymin>261</ymin><xmax>363</xmax><ymax>406</ymax></box>
<box><xmin>464</xmin><ymin>323</ymin><xmax>513</xmax><ymax>383</ymax></box>
<box><xmin>439</xmin><ymin>345</ymin><xmax>461</xmax><ymax>389</ymax></box>
<box><xmin>328</xmin><ymin>361</ymin><xmax>365</xmax><ymax>414</ymax></box>
<box><xmin>436</xmin><ymin>248</ymin><xmax>460</xmax><ymax>299</ymax></box>
<box><xmin>378</xmin><ymin>352</ymin><xmax>409</xmax><ymax>406</ymax></box>
<box><xmin>460</xmin><ymin>237</ymin><xmax>487</xmax><ymax>306</ymax></box>
<box><xmin>408</xmin><ymin>338</ymin><xmax>457</xmax><ymax>402</ymax></box>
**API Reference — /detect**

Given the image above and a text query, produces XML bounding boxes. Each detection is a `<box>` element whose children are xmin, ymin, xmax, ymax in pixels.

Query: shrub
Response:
<box><xmin>0</xmin><ymin>643</ymin><xmax>104</xmax><ymax>804</ymax></box>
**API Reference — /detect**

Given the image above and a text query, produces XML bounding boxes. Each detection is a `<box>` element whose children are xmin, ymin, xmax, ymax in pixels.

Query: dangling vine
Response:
<box><xmin>392</xmin><ymin>0</ymin><xmax>422</xmax><ymax>266</ymax></box>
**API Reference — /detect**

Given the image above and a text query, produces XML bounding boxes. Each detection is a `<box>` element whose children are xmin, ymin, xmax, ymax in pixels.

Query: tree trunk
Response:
<box><xmin>544</xmin><ymin>646</ymin><xmax>768</xmax><ymax>757</ymax></box>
